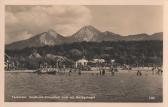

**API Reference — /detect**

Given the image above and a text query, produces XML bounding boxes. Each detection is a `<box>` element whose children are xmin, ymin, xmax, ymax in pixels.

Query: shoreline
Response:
<box><xmin>5</xmin><ymin>67</ymin><xmax>159</xmax><ymax>74</ymax></box>
<box><xmin>5</xmin><ymin>70</ymin><xmax>36</xmax><ymax>73</ymax></box>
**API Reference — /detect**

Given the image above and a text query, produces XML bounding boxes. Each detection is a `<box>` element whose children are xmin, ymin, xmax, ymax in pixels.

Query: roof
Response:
<box><xmin>93</xmin><ymin>59</ymin><xmax>105</xmax><ymax>63</ymax></box>
<box><xmin>76</xmin><ymin>58</ymin><xmax>88</xmax><ymax>63</ymax></box>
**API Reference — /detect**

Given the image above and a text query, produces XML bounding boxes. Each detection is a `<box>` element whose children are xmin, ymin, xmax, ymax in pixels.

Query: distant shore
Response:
<box><xmin>5</xmin><ymin>67</ymin><xmax>158</xmax><ymax>73</ymax></box>
<box><xmin>5</xmin><ymin>70</ymin><xmax>36</xmax><ymax>73</ymax></box>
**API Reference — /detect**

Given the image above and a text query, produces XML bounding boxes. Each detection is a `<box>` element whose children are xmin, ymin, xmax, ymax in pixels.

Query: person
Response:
<box><xmin>96</xmin><ymin>73</ymin><xmax>99</xmax><ymax>77</ymax></box>
<box><xmin>157</xmin><ymin>68</ymin><xmax>163</xmax><ymax>75</ymax></box>
<box><xmin>110</xmin><ymin>68</ymin><xmax>115</xmax><ymax>76</ymax></box>
<box><xmin>114</xmin><ymin>68</ymin><xmax>118</xmax><ymax>72</ymax></box>
<box><xmin>137</xmin><ymin>70</ymin><xmax>142</xmax><ymax>76</ymax></box>
<box><xmin>152</xmin><ymin>67</ymin><xmax>155</xmax><ymax>75</ymax></box>
<box><xmin>111</xmin><ymin>71</ymin><xmax>115</xmax><ymax>76</ymax></box>
<box><xmin>156</xmin><ymin>68</ymin><xmax>160</xmax><ymax>75</ymax></box>
<box><xmin>63</xmin><ymin>65</ymin><xmax>66</xmax><ymax>74</ymax></box>
<box><xmin>99</xmin><ymin>69</ymin><xmax>102</xmax><ymax>75</ymax></box>
<box><xmin>102</xmin><ymin>69</ymin><xmax>105</xmax><ymax>76</ymax></box>
<box><xmin>68</xmin><ymin>69</ymin><xmax>72</xmax><ymax>76</ymax></box>
<box><xmin>160</xmin><ymin>69</ymin><xmax>163</xmax><ymax>74</ymax></box>
<box><xmin>78</xmin><ymin>69</ymin><xmax>81</xmax><ymax>75</ymax></box>
<box><xmin>91</xmin><ymin>73</ymin><xmax>94</xmax><ymax>76</ymax></box>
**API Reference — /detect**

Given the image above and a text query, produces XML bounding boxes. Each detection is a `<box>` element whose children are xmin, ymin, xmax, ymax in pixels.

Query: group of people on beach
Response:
<box><xmin>54</xmin><ymin>66</ymin><xmax>163</xmax><ymax>77</ymax></box>
<box><xmin>99</xmin><ymin>69</ymin><xmax>106</xmax><ymax>76</ymax></box>
<box><xmin>151</xmin><ymin>67</ymin><xmax>163</xmax><ymax>75</ymax></box>
<box><xmin>136</xmin><ymin>67</ymin><xmax>163</xmax><ymax>76</ymax></box>
<box><xmin>37</xmin><ymin>63</ymin><xmax>163</xmax><ymax>77</ymax></box>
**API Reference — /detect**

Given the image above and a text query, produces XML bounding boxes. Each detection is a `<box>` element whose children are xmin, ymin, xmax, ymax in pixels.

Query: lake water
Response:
<box><xmin>5</xmin><ymin>70</ymin><xmax>163</xmax><ymax>102</ymax></box>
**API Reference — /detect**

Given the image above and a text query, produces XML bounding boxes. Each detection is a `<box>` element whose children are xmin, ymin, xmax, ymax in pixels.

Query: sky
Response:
<box><xmin>5</xmin><ymin>5</ymin><xmax>163</xmax><ymax>44</ymax></box>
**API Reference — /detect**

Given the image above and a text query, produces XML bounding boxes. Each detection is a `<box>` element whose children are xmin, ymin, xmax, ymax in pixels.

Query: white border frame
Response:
<box><xmin>0</xmin><ymin>0</ymin><xmax>167</xmax><ymax>107</ymax></box>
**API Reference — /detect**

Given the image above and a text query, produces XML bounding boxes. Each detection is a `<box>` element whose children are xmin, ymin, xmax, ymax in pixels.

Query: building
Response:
<box><xmin>5</xmin><ymin>54</ymin><xmax>16</xmax><ymax>70</ymax></box>
<box><xmin>93</xmin><ymin>58</ymin><xmax>105</xmax><ymax>63</ymax></box>
<box><xmin>75</xmin><ymin>58</ymin><xmax>88</xmax><ymax>68</ymax></box>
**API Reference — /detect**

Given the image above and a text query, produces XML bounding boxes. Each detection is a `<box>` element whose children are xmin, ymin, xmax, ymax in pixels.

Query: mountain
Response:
<box><xmin>100</xmin><ymin>31</ymin><xmax>123</xmax><ymax>41</ymax></box>
<box><xmin>6</xmin><ymin>25</ymin><xmax>163</xmax><ymax>50</ymax></box>
<box><xmin>6</xmin><ymin>30</ymin><xmax>65</xmax><ymax>50</ymax></box>
<box><xmin>69</xmin><ymin>25</ymin><xmax>122</xmax><ymax>42</ymax></box>
<box><xmin>124</xmin><ymin>32</ymin><xmax>163</xmax><ymax>41</ymax></box>
<box><xmin>124</xmin><ymin>33</ymin><xmax>149</xmax><ymax>41</ymax></box>
<box><xmin>145</xmin><ymin>32</ymin><xmax>163</xmax><ymax>41</ymax></box>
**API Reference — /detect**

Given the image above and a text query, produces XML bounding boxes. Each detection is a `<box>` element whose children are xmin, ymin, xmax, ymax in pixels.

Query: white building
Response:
<box><xmin>75</xmin><ymin>58</ymin><xmax>88</xmax><ymax>67</ymax></box>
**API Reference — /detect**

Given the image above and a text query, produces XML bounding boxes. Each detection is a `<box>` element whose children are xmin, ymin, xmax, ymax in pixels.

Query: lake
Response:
<box><xmin>5</xmin><ymin>70</ymin><xmax>163</xmax><ymax>102</ymax></box>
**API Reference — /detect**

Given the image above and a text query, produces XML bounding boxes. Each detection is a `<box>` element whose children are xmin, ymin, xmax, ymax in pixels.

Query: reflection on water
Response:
<box><xmin>5</xmin><ymin>71</ymin><xmax>162</xmax><ymax>102</ymax></box>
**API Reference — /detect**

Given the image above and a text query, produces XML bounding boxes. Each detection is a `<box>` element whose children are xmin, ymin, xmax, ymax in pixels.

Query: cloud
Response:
<box><xmin>5</xmin><ymin>6</ymin><xmax>92</xmax><ymax>44</ymax></box>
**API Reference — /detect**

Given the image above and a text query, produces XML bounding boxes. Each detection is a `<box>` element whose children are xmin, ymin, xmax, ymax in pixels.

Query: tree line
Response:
<box><xmin>5</xmin><ymin>40</ymin><xmax>163</xmax><ymax>68</ymax></box>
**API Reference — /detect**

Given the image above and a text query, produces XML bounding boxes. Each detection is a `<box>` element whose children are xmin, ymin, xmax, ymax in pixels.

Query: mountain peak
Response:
<box><xmin>9</xmin><ymin>29</ymin><xmax>66</xmax><ymax>48</ymax></box>
<box><xmin>47</xmin><ymin>29</ymin><xmax>56</xmax><ymax>33</ymax></box>
<box><xmin>80</xmin><ymin>25</ymin><xmax>100</xmax><ymax>32</ymax></box>
<box><xmin>82</xmin><ymin>25</ymin><xmax>95</xmax><ymax>28</ymax></box>
<box><xmin>45</xmin><ymin>29</ymin><xmax>61</xmax><ymax>38</ymax></box>
<box><xmin>71</xmin><ymin>25</ymin><xmax>101</xmax><ymax>41</ymax></box>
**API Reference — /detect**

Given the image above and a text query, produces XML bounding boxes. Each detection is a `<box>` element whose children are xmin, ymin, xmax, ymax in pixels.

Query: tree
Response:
<box><xmin>69</xmin><ymin>49</ymin><xmax>82</xmax><ymax>61</ymax></box>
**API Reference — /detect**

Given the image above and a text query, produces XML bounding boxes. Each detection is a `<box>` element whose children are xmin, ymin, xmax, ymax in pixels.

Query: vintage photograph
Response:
<box><xmin>5</xmin><ymin>5</ymin><xmax>163</xmax><ymax>102</ymax></box>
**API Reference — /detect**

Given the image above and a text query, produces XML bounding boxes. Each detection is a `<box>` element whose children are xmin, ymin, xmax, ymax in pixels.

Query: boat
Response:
<box><xmin>35</xmin><ymin>68</ymin><xmax>57</xmax><ymax>74</ymax></box>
